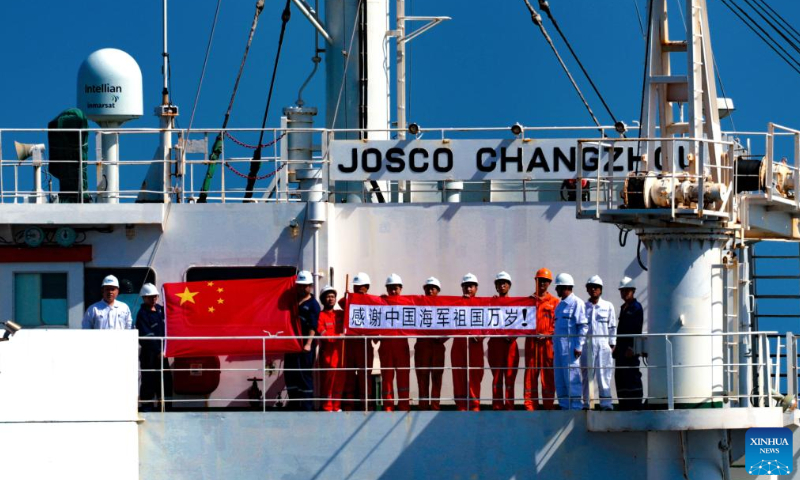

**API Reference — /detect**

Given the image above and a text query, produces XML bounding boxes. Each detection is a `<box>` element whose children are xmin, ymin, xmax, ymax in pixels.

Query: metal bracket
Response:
<box><xmin>397</xmin><ymin>16</ymin><xmax>451</xmax><ymax>44</ymax></box>
<box><xmin>290</xmin><ymin>0</ymin><xmax>333</xmax><ymax>44</ymax></box>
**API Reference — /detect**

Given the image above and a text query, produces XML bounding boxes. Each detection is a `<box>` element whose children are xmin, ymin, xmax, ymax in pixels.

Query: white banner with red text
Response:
<box><xmin>345</xmin><ymin>293</ymin><xmax>536</xmax><ymax>336</ymax></box>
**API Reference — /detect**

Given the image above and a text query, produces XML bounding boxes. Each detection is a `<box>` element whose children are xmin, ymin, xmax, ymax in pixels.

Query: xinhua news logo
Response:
<box><xmin>746</xmin><ymin>427</ymin><xmax>793</xmax><ymax>476</ymax></box>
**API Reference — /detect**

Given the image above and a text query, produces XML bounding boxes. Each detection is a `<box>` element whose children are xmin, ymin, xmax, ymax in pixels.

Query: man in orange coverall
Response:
<box><xmin>451</xmin><ymin>273</ymin><xmax>485</xmax><ymax>411</ymax></box>
<box><xmin>318</xmin><ymin>285</ymin><xmax>345</xmax><ymax>411</ymax></box>
<box><xmin>341</xmin><ymin>272</ymin><xmax>374</xmax><ymax>411</ymax></box>
<box><xmin>379</xmin><ymin>273</ymin><xmax>411</xmax><ymax>411</ymax></box>
<box><xmin>487</xmin><ymin>271</ymin><xmax>519</xmax><ymax>410</ymax></box>
<box><xmin>524</xmin><ymin>268</ymin><xmax>560</xmax><ymax>410</ymax></box>
<box><xmin>415</xmin><ymin>277</ymin><xmax>446</xmax><ymax>410</ymax></box>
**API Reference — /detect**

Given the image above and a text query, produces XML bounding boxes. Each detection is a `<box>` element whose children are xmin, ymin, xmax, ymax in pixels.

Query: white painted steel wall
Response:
<box><xmin>139</xmin><ymin>411</ymin><xmax>647</xmax><ymax>479</ymax></box>
<box><xmin>0</xmin><ymin>330</ymin><xmax>139</xmax><ymax>480</ymax></box>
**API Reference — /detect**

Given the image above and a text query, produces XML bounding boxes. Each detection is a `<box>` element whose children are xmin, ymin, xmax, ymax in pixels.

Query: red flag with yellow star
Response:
<box><xmin>163</xmin><ymin>277</ymin><xmax>301</xmax><ymax>357</ymax></box>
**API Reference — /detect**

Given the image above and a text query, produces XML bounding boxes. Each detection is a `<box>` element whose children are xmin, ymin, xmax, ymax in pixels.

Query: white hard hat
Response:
<box><xmin>320</xmin><ymin>284</ymin><xmax>337</xmax><ymax>296</ymax></box>
<box><xmin>140</xmin><ymin>283</ymin><xmax>159</xmax><ymax>297</ymax></box>
<box><xmin>424</xmin><ymin>277</ymin><xmax>441</xmax><ymax>289</ymax></box>
<box><xmin>385</xmin><ymin>273</ymin><xmax>403</xmax><ymax>286</ymax></box>
<box><xmin>495</xmin><ymin>271</ymin><xmax>512</xmax><ymax>283</ymax></box>
<box><xmin>619</xmin><ymin>276</ymin><xmax>636</xmax><ymax>290</ymax></box>
<box><xmin>554</xmin><ymin>273</ymin><xmax>574</xmax><ymax>287</ymax></box>
<box><xmin>586</xmin><ymin>275</ymin><xmax>604</xmax><ymax>287</ymax></box>
<box><xmin>296</xmin><ymin>270</ymin><xmax>313</xmax><ymax>285</ymax></box>
<box><xmin>101</xmin><ymin>275</ymin><xmax>119</xmax><ymax>288</ymax></box>
<box><xmin>461</xmin><ymin>273</ymin><xmax>479</xmax><ymax>285</ymax></box>
<box><xmin>353</xmin><ymin>272</ymin><xmax>371</xmax><ymax>286</ymax></box>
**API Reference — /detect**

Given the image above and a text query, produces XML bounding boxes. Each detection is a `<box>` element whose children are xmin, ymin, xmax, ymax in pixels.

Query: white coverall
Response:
<box><xmin>582</xmin><ymin>298</ymin><xmax>617</xmax><ymax>409</ymax></box>
<box><xmin>553</xmin><ymin>293</ymin><xmax>588</xmax><ymax>410</ymax></box>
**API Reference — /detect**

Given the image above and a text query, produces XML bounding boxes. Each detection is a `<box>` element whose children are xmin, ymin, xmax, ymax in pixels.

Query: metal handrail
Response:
<box><xmin>135</xmin><ymin>331</ymin><xmax>778</xmax><ymax>412</ymax></box>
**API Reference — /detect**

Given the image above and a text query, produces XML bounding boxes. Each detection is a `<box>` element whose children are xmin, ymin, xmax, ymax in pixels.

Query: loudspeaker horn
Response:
<box><xmin>14</xmin><ymin>141</ymin><xmax>45</xmax><ymax>161</ymax></box>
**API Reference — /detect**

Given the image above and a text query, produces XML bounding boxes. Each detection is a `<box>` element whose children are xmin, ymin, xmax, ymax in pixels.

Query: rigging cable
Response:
<box><xmin>636</xmin><ymin>0</ymin><xmax>654</xmax><ymax>160</ymax></box>
<box><xmin>746</xmin><ymin>0</ymin><xmax>800</xmax><ymax>55</ymax></box>
<box><xmin>199</xmin><ymin>0</ymin><xmax>266</xmax><ymax>203</ymax></box>
<box><xmin>719</xmin><ymin>0</ymin><xmax>800</xmax><ymax>75</ymax></box>
<box><xmin>637</xmin><ymin>238</ymin><xmax>648</xmax><ymax>271</ymax></box>
<box><xmin>537</xmin><ymin>1</ymin><xmax>626</xmax><ymax>136</ymax></box>
<box><xmin>186</xmin><ymin>0</ymin><xmax>223</xmax><ymax>135</ymax></box>
<box><xmin>632</xmin><ymin>0</ymin><xmax>645</xmax><ymax>39</ymax></box>
<box><xmin>244</xmin><ymin>0</ymin><xmax>293</xmax><ymax>200</ymax></box>
<box><xmin>520</xmin><ymin>0</ymin><xmax>603</xmax><ymax>134</ymax></box>
<box><xmin>753</xmin><ymin>0</ymin><xmax>800</xmax><ymax>46</ymax></box>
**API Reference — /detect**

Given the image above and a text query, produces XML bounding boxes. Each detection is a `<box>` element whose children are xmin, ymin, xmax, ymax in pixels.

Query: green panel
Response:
<box><xmin>119</xmin><ymin>293</ymin><xmax>141</xmax><ymax>316</ymax></box>
<box><xmin>41</xmin><ymin>299</ymin><xmax>68</xmax><ymax>326</ymax></box>
<box><xmin>14</xmin><ymin>273</ymin><xmax>41</xmax><ymax>327</ymax></box>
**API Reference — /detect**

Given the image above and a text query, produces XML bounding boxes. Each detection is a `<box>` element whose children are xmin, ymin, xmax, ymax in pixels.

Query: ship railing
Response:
<box><xmin>762</xmin><ymin>122</ymin><xmax>800</xmax><ymax>208</ymax></box>
<box><xmin>0</xmin><ymin>124</ymin><xmax>633</xmax><ymax>205</ymax></box>
<box><xmin>135</xmin><ymin>330</ymin><xmax>779</xmax><ymax>413</ymax></box>
<box><xmin>575</xmin><ymin>136</ymin><xmax>737</xmax><ymax>223</ymax></box>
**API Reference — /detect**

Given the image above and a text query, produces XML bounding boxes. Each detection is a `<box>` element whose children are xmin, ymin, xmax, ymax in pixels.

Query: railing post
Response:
<box><xmin>364</xmin><ymin>336</ymin><xmax>368</xmax><ymax>413</ymax></box>
<box><xmin>79</xmin><ymin>129</ymin><xmax>84</xmax><ymax>204</ymax></box>
<box><xmin>220</xmin><ymin>130</ymin><xmax>226</xmax><ymax>203</ymax></box>
<box><xmin>577</xmin><ymin>142</ymin><xmax>584</xmax><ymax>217</ymax></box>
<box><xmin>787</xmin><ymin>332</ymin><xmax>796</xmax><ymax>402</ymax></box>
<box><xmin>666</xmin><ymin>335</ymin><xmax>674</xmax><ymax>411</ymax></box>
<box><xmin>160</xmin><ymin>337</ymin><xmax>166</xmax><ymax>413</ymax></box>
<box><xmin>263</xmin><ymin>337</ymin><xmax>267</xmax><ymax>412</ymax></box>
<box><xmin>767</xmin><ymin>123</ymin><xmax>774</xmax><ymax>202</ymax></box>
<box><xmin>757</xmin><ymin>333</ymin><xmax>766</xmax><ymax>407</ymax></box>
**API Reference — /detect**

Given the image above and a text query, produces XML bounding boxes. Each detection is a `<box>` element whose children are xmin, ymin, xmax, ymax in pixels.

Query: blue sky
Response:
<box><xmin>2</xmin><ymin>0</ymin><xmax>800</xmax><ymax>134</ymax></box>
<box><xmin>2</xmin><ymin>1</ymin><xmax>800</xmax><ymax>332</ymax></box>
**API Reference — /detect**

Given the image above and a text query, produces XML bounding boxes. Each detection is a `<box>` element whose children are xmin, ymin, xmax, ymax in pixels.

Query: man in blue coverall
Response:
<box><xmin>284</xmin><ymin>270</ymin><xmax>320</xmax><ymax>411</ymax></box>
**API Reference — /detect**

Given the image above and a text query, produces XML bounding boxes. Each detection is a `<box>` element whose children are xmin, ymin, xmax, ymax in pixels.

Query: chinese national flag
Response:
<box><xmin>163</xmin><ymin>277</ymin><xmax>301</xmax><ymax>357</ymax></box>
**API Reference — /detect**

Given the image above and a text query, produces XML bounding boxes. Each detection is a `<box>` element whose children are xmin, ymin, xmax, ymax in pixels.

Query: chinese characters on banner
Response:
<box><xmin>345</xmin><ymin>293</ymin><xmax>537</xmax><ymax>336</ymax></box>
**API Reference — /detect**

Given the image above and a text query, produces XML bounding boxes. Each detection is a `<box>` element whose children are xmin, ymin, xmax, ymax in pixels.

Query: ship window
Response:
<box><xmin>185</xmin><ymin>266</ymin><xmax>297</xmax><ymax>282</ymax></box>
<box><xmin>14</xmin><ymin>272</ymin><xmax>68</xmax><ymax>327</ymax></box>
<box><xmin>84</xmin><ymin>268</ymin><xmax>156</xmax><ymax>315</ymax></box>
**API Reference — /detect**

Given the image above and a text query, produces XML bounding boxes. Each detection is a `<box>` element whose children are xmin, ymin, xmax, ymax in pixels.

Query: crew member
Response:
<box><xmin>284</xmin><ymin>270</ymin><xmax>319</xmax><ymax>411</ymax></box>
<box><xmin>415</xmin><ymin>277</ymin><xmax>446</xmax><ymax>410</ymax></box>
<box><xmin>451</xmin><ymin>273</ymin><xmax>485</xmax><ymax>411</ymax></box>
<box><xmin>318</xmin><ymin>285</ymin><xmax>345</xmax><ymax>412</ymax></box>
<box><xmin>524</xmin><ymin>268</ymin><xmax>559</xmax><ymax>410</ymax></box>
<box><xmin>135</xmin><ymin>283</ymin><xmax>172</xmax><ymax>411</ymax></box>
<box><xmin>487</xmin><ymin>271</ymin><xmax>519</xmax><ymax>410</ymax></box>
<box><xmin>342</xmin><ymin>272</ymin><xmax>375</xmax><ymax>411</ymax></box>
<box><xmin>614</xmin><ymin>276</ymin><xmax>644</xmax><ymax>410</ymax></box>
<box><xmin>82</xmin><ymin>275</ymin><xmax>132</xmax><ymax>329</ymax></box>
<box><xmin>552</xmin><ymin>273</ymin><xmax>588</xmax><ymax>410</ymax></box>
<box><xmin>583</xmin><ymin>275</ymin><xmax>617</xmax><ymax>411</ymax></box>
<box><xmin>379</xmin><ymin>273</ymin><xmax>411</xmax><ymax>411</ymax></box>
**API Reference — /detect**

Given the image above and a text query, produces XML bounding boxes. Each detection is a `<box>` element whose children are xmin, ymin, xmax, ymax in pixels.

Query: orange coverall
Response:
<box><xmin>317</xmin><ymin>309</ymin><xmax>345</xmax><ymax>411</ymax></box>
<box><xmin>378</xmin><ymin>338</ymin><xmax>411</xmax><ymax>411</ymax></box>
<box><xmin>487</xmin><ymin>337</ymin><xmax>520</xmax><ymax>410</ymax></box>
<box><xmin>414</xmin><ymin>338</ymin><xmax>446</xmax><ymax>410</ymax></box>
<box><xmin>524</xmin><ymin>292</ymin><xmax>560</xmax><ymax>410</ymax></box>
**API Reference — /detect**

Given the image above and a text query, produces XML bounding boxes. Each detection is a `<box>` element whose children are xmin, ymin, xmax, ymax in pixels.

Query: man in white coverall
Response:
<box><xmin>582</xmin><ymin>275</ymin><xmax>617</xmax><ymax>411</ymax></box>
<box><xmin>553</xmin><ymin>273</ymin><xmax>588</xmax><ymax>410</ymax></box>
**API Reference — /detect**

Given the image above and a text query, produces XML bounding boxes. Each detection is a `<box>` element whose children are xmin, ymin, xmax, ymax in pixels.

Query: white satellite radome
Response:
<box><xmin>77</xmin><ymin>48</ymin><xmax>143</xmax><ymax>125</ymax></box>
<box><xmin>76</xmin><ymin>48</ymin><xmax>143</xmax><ymax>203</ymax></box>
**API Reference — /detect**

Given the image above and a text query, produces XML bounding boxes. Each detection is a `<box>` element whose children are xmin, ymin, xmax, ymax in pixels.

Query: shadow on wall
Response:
<box><xmin>139</xmin><ymin>411</ymin><xmax>647</xmax><ymax>479</ymax></box>
<box><xmin>308</xmin><ymin>412</ymin><xmax>647</xmax><ymax>480</ymax></box>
